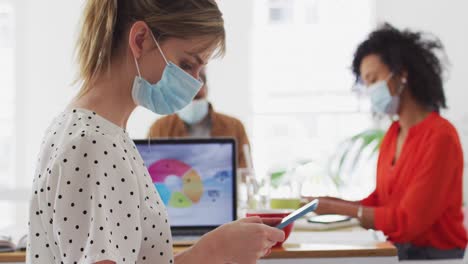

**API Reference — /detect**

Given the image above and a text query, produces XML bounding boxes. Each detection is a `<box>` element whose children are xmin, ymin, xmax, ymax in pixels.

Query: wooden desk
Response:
<box><xmin>0</xmin><ymin>252</ymin><xmax>24</xmax><ymax>263</ymax></box>
<box><xmin>0</xmin><ymin>231</ymin><xmax>398</xmax><ymax>263</ymax></box>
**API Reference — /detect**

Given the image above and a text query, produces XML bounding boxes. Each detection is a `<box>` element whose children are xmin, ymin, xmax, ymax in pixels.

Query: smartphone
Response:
<box><xmin>307</xmin><ymin>214</ymin><xmax>351</xmax><ymax>224</ymax></box>
<box><xmin>276</xmin><ymin>199</ymin><xmax>319</xmax><ymax>229</ymax></box>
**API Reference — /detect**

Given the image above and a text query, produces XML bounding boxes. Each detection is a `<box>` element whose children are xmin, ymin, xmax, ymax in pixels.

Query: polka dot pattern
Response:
<box><xmin>27</xmin><ymin>109</ymin><xmax>173</xmax><ymax>263</ymax></box>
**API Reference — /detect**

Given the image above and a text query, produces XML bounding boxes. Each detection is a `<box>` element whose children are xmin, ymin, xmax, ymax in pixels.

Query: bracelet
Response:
<box><xmin>357</xmin><ymin>205</ymin><xmax>363</xmax><ymax>220</ymax></box>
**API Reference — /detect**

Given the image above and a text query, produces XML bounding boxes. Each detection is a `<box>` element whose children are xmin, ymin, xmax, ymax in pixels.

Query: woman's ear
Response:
<box><xmin>128</xmin><ymin>21</ymin><xmax>151</xmax><ymax>60</ymax></box>
<box><xmin>387</xmin><ymin>75</ymin><xmax>399</xmax><ymax>96</ymax></box>
<box><xmin>388</xmin><ymin>71</ymin><xmax>408</xmax><ymax>95</ymax></box>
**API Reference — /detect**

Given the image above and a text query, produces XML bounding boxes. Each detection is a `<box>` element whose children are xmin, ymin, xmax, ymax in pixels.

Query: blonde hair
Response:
<box><xmin>75</xmin><ymin>0</ymin><xmax>225</xmax><ymax>96</ymax></box>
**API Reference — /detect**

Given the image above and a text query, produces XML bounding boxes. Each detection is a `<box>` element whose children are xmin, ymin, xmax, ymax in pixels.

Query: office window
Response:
<box><xmin>0</xmin><ymin>3</ymin><xmax>14</xmax><ymax>188</ymax></box>
<box><xmin>252</xmin><ymin>0</ymin><xmax>377</xmax><ymax>200</ymax></box>
<box><xmin>0</xmin><ymin>2</ymin><xmax>15</xmax><ymax>229</ymax></box>
<box><xmin>304</xmin><ymin>0</ymin><xmax>319</xmax><ymax>24</ymax></box>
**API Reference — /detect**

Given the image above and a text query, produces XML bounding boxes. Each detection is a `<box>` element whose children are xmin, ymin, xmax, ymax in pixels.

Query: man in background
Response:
<box><xmin>148</xmin><ymin>68</ymin><xmax>251</xmax><ymax>168</ymax></box>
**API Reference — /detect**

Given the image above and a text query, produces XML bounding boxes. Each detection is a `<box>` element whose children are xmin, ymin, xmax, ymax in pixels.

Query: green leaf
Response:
<box><xmin>270</xmin><ymin>170</ymin><xmax>287</xmax><ymax>188</ymax></box>
<box><xmin>330</xmin><ymin>129</ymin><xmax>385</xmax><ymax>186</ymax></box>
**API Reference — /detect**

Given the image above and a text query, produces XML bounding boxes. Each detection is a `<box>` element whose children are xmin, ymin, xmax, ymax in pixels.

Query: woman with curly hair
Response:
<box><xmin>305</xmin><ymin>23</ymin><xmax>467</xmax><ymax>260</ymax></box>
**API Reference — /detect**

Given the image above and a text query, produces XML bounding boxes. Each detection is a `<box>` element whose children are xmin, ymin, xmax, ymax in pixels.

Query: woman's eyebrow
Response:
<box><xmin>184</xmin><ymin>51</ymin><xmax>207</xmax><ymax>65</ymax></box>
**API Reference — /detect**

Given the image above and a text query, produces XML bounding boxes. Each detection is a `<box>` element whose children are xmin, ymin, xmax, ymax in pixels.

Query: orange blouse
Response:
<box><xmin>362</xmin><ymin>112</ymin><xmax>467</xmax><ymax>249</ymax></box>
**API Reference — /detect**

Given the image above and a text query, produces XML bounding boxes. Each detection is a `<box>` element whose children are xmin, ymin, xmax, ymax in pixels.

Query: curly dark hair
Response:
<box><xmin>352</xmin><ymin>23</ymin><xmax>448</xmax><ymax>111</ymax></box>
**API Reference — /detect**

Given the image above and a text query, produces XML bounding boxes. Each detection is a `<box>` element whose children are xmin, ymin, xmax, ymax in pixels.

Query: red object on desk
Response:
<box><xmin>362</xmin><ymin>112</ymin><xmax>467</xmax><ymax>250</ymax></box>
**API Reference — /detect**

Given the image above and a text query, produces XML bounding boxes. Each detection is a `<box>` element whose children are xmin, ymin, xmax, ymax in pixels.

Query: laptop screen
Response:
<box><xmin>134</xmin><ymin>139</ymin><xmax>236</xmax><ymax>228</ymax></box>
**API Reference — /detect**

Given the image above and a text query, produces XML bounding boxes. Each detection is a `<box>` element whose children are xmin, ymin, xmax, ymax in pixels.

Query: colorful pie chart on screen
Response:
<box><xmin>148</xmin><ymin>159</ymin><xmax>204</xmax><ymax>208</ymax></box>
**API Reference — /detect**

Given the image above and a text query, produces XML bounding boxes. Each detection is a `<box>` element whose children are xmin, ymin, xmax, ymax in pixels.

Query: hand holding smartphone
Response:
<box><xmin>276</xmin><ymin>199</ymin><xmax>319</xmax><ymax>229</ymax></box>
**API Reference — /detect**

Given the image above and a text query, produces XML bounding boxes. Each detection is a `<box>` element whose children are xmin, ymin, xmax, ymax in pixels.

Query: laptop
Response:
<box><xmin>133</xmin><ymin>138</ymin><xmax>237</xmax><ymax>245</ymax></box>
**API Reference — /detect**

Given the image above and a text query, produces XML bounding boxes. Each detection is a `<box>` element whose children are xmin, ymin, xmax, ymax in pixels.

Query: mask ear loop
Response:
<box><xmin>150</xmin><ymin>31</ymin><xmax>169</xmax><ymax>65</ymax></box>
<box><xmin>397</xmin><ymin>76</ymin><xmax>407</xmax><ymax>95</ymax></box>
<box><xmin>132</xmin><ymin>29</ymin><xmax>167</xmax><ymax>78</ymax></box>
<box><xmin>133</xmin><ymin>56</ymin><xmax>142</xmax><ymax>77</ymax></box>
<box><xmin>132</xmin><ymin>54</ymin><xmax>152</xmax><ymax>151</ymax></box>
<box><xmin>386</xmin><ymin>72</ymin><xmax>405</xmax><ymax>95</ymax></box>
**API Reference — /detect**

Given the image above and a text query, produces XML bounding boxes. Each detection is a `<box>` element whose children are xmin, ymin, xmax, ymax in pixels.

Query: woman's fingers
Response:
<box><xmin>225</xmin><ymin>217</ymin><xmax>284</xmax><ymax>262</ymax></box>
<box><xmin>247</xmin><ymin>217</ymin><xmax>285</xmax><ymax>242</ymax></box>
<box><xmin>240</xmin><ymin>216</ymin><xmax>263</xmax><ymax>224</ymax></box>
<box><xmin>260</xmin><ymin>217</ymin><xmax>282</xmax><ymax>227</ymax></box>
<box><xmin>259</xmin><ymin>248</ymin><xmax>270</xmax><ymax>258</ymax></box>
<box><xmin>258</xmin><ymin>245</ymin><xmax>272</xmax><ymax>258</ymax></box>
<box><xmin>266</xmin><ymin>239</ymin><xmax>277</xmax><ymax>249</ymax></box>
<box><xmin>239</xmin><ymin>217</ymin><xmax>285</xmax><ymax>242</ymax></box>
<box><xmin>263</xmin><ymin>225</ymin><xmax>285</xmax><ymax>243</ymax></box>
<box><xmin>259</xmin><ymin>241</ymin><xmax>276</xmax><ymax>257</ymax></box>
<box><xmin>261</xmin><ymin>238</ymin><xmax>276</xmax><ymax>249</ymax></box>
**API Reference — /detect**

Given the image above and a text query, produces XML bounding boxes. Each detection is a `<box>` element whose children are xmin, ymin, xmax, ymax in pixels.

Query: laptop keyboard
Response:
<box><xmin>172</xmin><ymin>236</ymin><xmax>201</xmax><ymax>243</ymax></box>
<box><xmin>172</xmin><ymin>229</ymin><xmax>209</xmax><ymax>237</ymax></box>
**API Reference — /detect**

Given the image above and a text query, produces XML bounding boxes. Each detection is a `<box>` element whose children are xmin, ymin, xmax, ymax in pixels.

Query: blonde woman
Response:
<box><xmin>26</xmin><ymin>1</ymin><xmax>285</xmax><ymax>263</ymax></box>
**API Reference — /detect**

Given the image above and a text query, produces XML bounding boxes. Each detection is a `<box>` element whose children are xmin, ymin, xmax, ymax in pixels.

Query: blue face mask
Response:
<box><xmin>368</xmin><ymin>73</ymin><xmax>403</xmax><ymax>115</ymax></box>
<box><xmin>132</xmin><ymin>34</ymin><xmax>203</xmax><ymax>115</ymax></box>
<box><xmin>177</xmin><ymin>98</ymin><xmax>209</xmax><ymax>125</ymax></box>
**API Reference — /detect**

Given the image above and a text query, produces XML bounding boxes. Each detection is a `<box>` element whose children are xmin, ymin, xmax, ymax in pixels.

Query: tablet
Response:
<box><xmin>307</xmin><ymin>214</ymin><xmax>351</xmax><ymax>224</ymax></box>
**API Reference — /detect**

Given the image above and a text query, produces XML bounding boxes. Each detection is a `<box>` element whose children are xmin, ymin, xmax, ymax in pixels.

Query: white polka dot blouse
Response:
<box><xmin>27</xmin><ymin>108</ymin><xmax>174</xmax><ymax>264</ymax></box>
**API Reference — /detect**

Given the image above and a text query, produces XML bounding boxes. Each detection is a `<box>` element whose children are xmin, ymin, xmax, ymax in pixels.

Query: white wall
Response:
<box><xmin>376</xmin><ymin>0</ymin><xmax>468</xmax><ymax>199</ymax></box>
<box><xmin>14</xmin><ymin>0</ymin><xmax>83</xmax><ymax>187</ymax></box>
<box><xmin>206</xmin><ymin>0</ymin><xmax>254</xmax><ymax>127</ymax></box>
<box><xmin>11</xmin><ymin>0</ymin><xmax>84</xmax><ymax>228</ymax></box>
